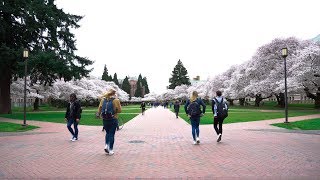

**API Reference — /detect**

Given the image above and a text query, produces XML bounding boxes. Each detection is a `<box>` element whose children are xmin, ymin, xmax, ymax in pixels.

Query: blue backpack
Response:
<box><xmin>101</xmin><ymin>98</ymin><xmax>115</xmax><ymax>119</ymax></box>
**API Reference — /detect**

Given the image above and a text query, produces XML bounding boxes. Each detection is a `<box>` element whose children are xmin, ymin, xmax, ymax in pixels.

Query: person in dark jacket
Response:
<box><xmin>65</xmin><ymin>93</ymin><xmax>81</xmax><ymax>142</ymax></box>
<box><xmin>173</xmin><ymin>100</ymin><xmax>180</xmax><ymax>118</ymax></box>
<box><xmin>184</xmin><ymin>91</ymin><xmax>206</xmax><ymax>145</ymax></box>
<box><xmin>141</xmin><ymin>101</ymin><xmax>146</xmax><ymax>115</ymax></box>
<box><xmin>212</xmin><ymin>90</ymin><xmax>228</xmax><ymax>142</ymax></box>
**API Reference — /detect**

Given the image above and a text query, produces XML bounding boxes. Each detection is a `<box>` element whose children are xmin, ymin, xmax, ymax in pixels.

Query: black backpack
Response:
<box><xmin>187</xmin><ymin>99</ymin><xmax>201</xmax><ymax>117</ymax></box>
<box><xmin>214</xmin><ymin>98</ymin><xmax>228</xmax><ymax>119</ymax></box>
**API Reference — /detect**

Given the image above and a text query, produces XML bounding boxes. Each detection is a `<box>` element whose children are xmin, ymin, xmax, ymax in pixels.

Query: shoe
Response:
<box><xmin>71</xmin><ymin>137</ymin><xmax>77</xmax><ymax>142</ymax></box>
<box><xmin>196</xmin><ymin>137</ymin><xmax>200</xmax><ymax>144</ymax></box>
<box><xmin>193</xmin><ymin>141</ymin><xmax>197</xmax><ymax>145</ymax></box>
<box><xmin>109</xmin><ymin>150</ymin><xmax>114</xmax><ymax>155</ymax></box>
<box><xmin>104</xmin><ymin>144</ymin><xmax>109</xmax><ymax>153</ymax></box>
<box><xmin>217</xmin><ymin>134</ymin><xmax>222</xmax><ymax>142</ymax></box>
<box><xmin>70</xmin><ymin>137</ymin><xmax>74</xmax><ymax>141</ymax></box>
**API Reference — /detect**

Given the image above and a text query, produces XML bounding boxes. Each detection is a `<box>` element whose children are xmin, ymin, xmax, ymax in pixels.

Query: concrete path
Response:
<box><xmin>0</xmin><ymin>107</ymin><xmax>320</xmax><ymax>179</ymax></box>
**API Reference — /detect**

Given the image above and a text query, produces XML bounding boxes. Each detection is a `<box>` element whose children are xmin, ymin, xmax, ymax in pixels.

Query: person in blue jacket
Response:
<box><xmin>184</xmin><ymin>91</ymin><xmax>206</xmax><ymax>145</ymax></box>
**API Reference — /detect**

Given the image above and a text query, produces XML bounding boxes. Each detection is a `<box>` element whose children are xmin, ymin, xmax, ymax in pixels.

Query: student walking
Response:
<box><xmin>65</xmin><ymin>93</ymin><xmax>82</xmax><ymax>142</ymax></box>
<box><xmin>173</xmin><ymin>100</ymin><xmax>180</xmax><ymax>118</ymax></box>
<box><xmin>184</xmin><ymin>91</ymin><xmax>206</xmax><ymax>145</ymax></box>
<box><xmin>212</xmin><ymin>90</ymin><xmax>228</xmax><ymax>142</ymax></box>
<box><xmin>141</xmin><ymin>101</ymin><xmax>146</xmax><ymax>115</ymax></box>
<box><xmin>98</xmin><ymin>89</ymin><xmax>122</xmax><ymax>155</ymax></box>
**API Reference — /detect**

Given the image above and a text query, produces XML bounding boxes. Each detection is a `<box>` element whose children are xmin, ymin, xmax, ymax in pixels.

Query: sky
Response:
<box><xmin>56</xmin><ymin>0</ymin><xmax>320</xmax><ymax>94</ymax></box>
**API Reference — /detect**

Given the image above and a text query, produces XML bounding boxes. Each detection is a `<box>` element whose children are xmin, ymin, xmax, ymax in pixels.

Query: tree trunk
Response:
<box><xmin>315</xmin><ymin>91</ymin><xmax>320</xmax><ymax>109</ymax></box>
<box><xmin>0</xmin><ymin>73</ymin><xmax>11</xmax><ymax>114</ymax></box>
<box><xmin>255</xmin><ymin>94</ymin><xmax>263</xmax><ymax>107</ymax></box>
<box><xmin>275</xmin><ymin>93</ymin><xmax>285</xmax><ymax>108</ymax></box>
<box><xmin>239</xmin><ymin>98</ymin><xmax>245</xmax><ymax>106</ymax></box>
<box><xmin>33</xmin><ymin>90</ymin><xmax>39</xmax><ymax>111</ymax></box>
<box><xmin>304</xmin><ymin>87</ymin><xmax>320</xmax><ymax>109</ymax></box>
<box><xmin>227</xmin><ymin>99</ymin><xmax>234</xmax><ymax>106</ymax></box>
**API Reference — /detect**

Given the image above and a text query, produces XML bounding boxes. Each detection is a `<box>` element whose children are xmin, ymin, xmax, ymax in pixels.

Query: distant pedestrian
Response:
<box><xmin>212</xmin><ymin>90</ymin><xmax>228</xmax><ymax>142</ymax></box>
<box><xmin>141</xmin><ymin>101</ymin><xmax>146</xmax><ymax>115</ymax></box>
<box><xmin>65</xmin><ymin>93</ymin><xmax>82</xmax><ymax>142</ymax></box>
<box><xmin>173</xmin><ymin>100</ymin><xmax>180</xmax><ymax>118</ymax></box>
<box><xmin>98</xmin><ymin>89</ymin><xmax>122</xmax><ymax>155</ymax></box>
<box><xmin>184</xmin><ymin>91</ymin><xmax>206</xmax><ymax>145</ymax></box>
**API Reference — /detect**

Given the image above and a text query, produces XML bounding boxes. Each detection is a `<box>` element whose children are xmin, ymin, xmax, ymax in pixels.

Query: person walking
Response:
<box><xmin>141</xmin><ymin>101</ymin><xmax>146</xmax><ymax>115</ymax></box>
<box><xmin>98</xmin><ymin>89</ymin><xmax>122</xmax><ymax>155</ymax></box>
<box><xmin>212</xmin><ymin>90</ymin><xmax>228</xmax><ymax>142</ymax></box>
<box><xmin>65</xmin><ymin>93</ymin><xmax>82</xmax><ymax>142</ymax></box>
<box><xmin>173</xmin><ymin>100</ymin><xmax>180</xmax><ymax>118</ymax></box>
<box><xmin>184</xmin><ymin>91</ymin><xmax>206</xmax><ymax>145</ymax></box>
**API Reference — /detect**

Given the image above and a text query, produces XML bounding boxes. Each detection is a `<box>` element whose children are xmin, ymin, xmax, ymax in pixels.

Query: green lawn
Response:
<box><xmin>0</xmin><ymin>105</ymin><xmax>142</xmax><ymax>126</ymax></box>
<box><xmin>272</xmin><ymin>118</ymin><xmax>320</xmax><ymax>130</ymax></box>
<box><xmin>173</xmin><ymin>104</ymin><xmax>320</xmax><ymax>125</ymax></box>
<box><xmin>0</xmin><ymin>122</ymin><xmax>39</xmax><ymax>132</ymax></box>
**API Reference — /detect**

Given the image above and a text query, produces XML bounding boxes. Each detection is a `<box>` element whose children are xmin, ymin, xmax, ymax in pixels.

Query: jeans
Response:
<box><xmin>67</xmin><ymin>119</ymin><xmax>78</xmax><ymax>138</ymax></box>
<box><xmin>213</xmin><ymin>117</ymin><xmax>224</xmax><ymax>135</ymax></box>
<box><xmin>190</xmin><ymin>116</ymin><xmax>200</xmax><ymax>141</ymax></box>
<box><xmin>103</xmin><ymin>118</ymin><xmax>117</xmax><ymax>150</ymax></box>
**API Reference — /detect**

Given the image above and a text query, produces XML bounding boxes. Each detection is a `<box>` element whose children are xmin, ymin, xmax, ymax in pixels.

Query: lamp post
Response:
<box><xmin>281</xmin><ymin>47</ymin><xmax>289</xmax><ymax>123</ymax></box>
<box><xmin>22</xmin><ymin>48</ymin><xmax>29</xmax><ymax>127</ymax></box>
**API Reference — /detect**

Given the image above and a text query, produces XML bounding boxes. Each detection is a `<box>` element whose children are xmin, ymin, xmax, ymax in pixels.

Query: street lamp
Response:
<box><xmin>281</xmin><ymin>47</ymin><xmax>289</xmax><ymax>123</ymax></box>
<box><xmin>22</xmin><ymin>48</ymin><xmax>29</xmax><ymax>127</ymax></box>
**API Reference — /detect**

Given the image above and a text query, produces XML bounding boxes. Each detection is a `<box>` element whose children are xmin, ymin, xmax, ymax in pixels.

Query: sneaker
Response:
<box><xmin>109</xmin><ymin>150</ymin><xmax>114</xmax><ymax>155</ymax></box>
<box><xmin>104</xmin><ymin>144</ymin><xmax>109</xmax><ymax>153</ymax></box>
<box><xmin>217</xmin><ymin>134</ymin><xmax>222</xmax><ymax>142</ymax></box>
<box><xmin>196</xmin><ymin>137</ymin><xmax>200</xmax><ymax>144</ymax></box>
<box><xmin>71</xmin><ymin>137</ymin><xmax>77</xmax><ymax>142</ymax></box>
<box><xmin>193</xmin><ymin>141</ymin><xmax>197</xmax><ymax>145</ymax></box>
<box><xmin>70</xmin><ymin>137</ymin><xmax>74</xmax><ymax>141</ymax></box>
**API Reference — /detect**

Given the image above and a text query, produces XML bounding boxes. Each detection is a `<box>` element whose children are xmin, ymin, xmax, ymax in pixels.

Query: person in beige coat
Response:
<box><xmin>98</xmin><ymin>89</ymin><xmax>122</xmax><ymax>155</ymax></box>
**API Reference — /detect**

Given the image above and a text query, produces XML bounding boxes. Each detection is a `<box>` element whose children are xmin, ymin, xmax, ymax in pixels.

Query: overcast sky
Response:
<box><xmin>56</xmin><ymin>0</ymin><xmax>320</xmax><ymax>94</ymax></box>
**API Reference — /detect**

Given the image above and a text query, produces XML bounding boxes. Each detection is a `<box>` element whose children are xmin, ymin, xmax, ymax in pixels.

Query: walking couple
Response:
<box><xmin>184</xmin><ymin>90</ymin><xmax>228</xmax><ymax>144</ymax></box>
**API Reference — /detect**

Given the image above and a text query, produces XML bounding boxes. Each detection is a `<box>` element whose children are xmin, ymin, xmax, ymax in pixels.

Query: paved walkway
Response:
<box><xmin>0</xmin><ymin>108</ymin><xmax>320</xmax><ymax>179</ymax></box>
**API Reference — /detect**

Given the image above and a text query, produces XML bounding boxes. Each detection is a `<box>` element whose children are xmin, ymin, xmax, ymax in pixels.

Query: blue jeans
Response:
<box><xmin>190</xmin><ymin>116</ymin><xmax>200</xmax><ymax>140</ymax></box>
<box><xmin>103</xmin><ymin>118</ymin><xmax>117</xmax><ymax>150</ymax></box>
<box><xmin>67</xmin><ymin>119</ymin><xmax>78</xmax><ymax>138</ymax></box>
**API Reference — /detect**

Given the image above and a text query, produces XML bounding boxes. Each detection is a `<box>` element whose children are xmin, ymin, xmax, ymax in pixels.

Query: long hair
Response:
<box><xmin>190</xmin><ymin>91</ymin><xmax>198</xmax><ymax>102</ymax></box>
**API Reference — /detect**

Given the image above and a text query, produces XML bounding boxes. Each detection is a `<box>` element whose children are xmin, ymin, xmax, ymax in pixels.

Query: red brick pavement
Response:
<box><xmin>0</xmin><ymin>108</ymin><xmax>320</xmax><ymax>179</ymax></box>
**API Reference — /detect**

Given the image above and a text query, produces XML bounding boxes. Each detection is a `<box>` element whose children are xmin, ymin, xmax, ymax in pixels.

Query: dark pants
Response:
<box><xmin>175</xmin><ymin>111</ymin><xmax>179</xmax><ymax>118</ymax></box>
<box><xmin>190</xmin><ymin>116</ymin><xmax>200</xmax><ymax>140</ymax></box>
<box><xmin>142</xmin><ymin>108</ymin><xmax>145</xmax><ymax>115</ymax></box>
<box><xmin>213</xmin><ymin>117</ymin><xmax>224</xmax><ymax>135</ymax></box>
<box><xmin>103</xmin><ymin>118</ymin><xmax>117</xmax><ymax>150</ymax></box>
<box><xmin>67</xmin><ymin>119</ymin><xmax>78</xmax><ymax>138</ymax></box>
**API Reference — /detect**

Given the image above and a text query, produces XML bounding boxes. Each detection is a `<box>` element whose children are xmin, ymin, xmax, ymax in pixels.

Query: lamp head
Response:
<box><xmin>281</xmin><ymin>48</ymin><xmax>288</xmax><ymax>58</ymax></box>
<box><xmin>23</xmin><ymin>48</ymin><xmax>29</xmax><ymax>58</ymax></box>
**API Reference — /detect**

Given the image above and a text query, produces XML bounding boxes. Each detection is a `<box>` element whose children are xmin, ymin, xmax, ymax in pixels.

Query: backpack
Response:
<box><xmin>214</xmin><ymin>97</ymin><xmax>228</xmax><ymax>119</ymax></box>
<box><xmin>187</xmin><ymin>99</ymin><xmax>201</xmax><ymax>117</ymax></box>
<box><xmin>101</xmin><ymin>98</ymin><xmax>115</xmax><ymax>119</ymax></box>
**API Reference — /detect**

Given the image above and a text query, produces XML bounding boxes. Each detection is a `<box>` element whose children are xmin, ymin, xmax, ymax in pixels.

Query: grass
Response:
<box><xmin>0</xmin><ymin>105</ymin><xmax>143</xmax><ymax>126</ymax></box>
<box><xmin>271</xmin><ymin>118</ymin><xmax>320</xmax><ymax>130</ymax></box>
<box><xmin>173</xmin><ymin>104</ymin><xmax>320</xmax><ymax>125</ymax></box>
<box><xmin>2</xmin><ymin>103</ymin><xmax>319</xmax><ymax>126</ymax></box>
<box><xmin>0</xmin><ymin>122</ymin><xmax>39</xmax><ymax>132</ymax></box>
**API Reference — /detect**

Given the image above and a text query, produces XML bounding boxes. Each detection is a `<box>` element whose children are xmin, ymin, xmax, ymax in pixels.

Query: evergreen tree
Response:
<box><xmin>102</xmin><ymin>65</ymin><xmax>109</xmax><ymax>81</ymax></box>
<box><xmin>108</xmin><ymin>75</ymin><xmax>113</xmax><ymax>81</ymax></box>
<box><xmin>113</xmin><ymin>73</ymin><xmax>119</xmax><ymax>85</ymax></box>
<box><xmin>142</xmin><ymin>77</ymin><xmax>150</xmax><ymax>94</ymax></box>
<box><xmin>168</xmin><ymin>59</ymin><xmax>191</xmax><ymax>89</ymax></box>
<box><xmin>121</xmin><ymin>76</ymin><xmax>131</xmax><ymax>95</ymax></box>
<box><xmin>0</xmin><ymin>0</ymin><xmax>93</xmax><ymax>113</ymax></box>
<box><xmin>135</xmin><ymin>80</ymin><xmax>142</xmax><ymax>97</ymax></box>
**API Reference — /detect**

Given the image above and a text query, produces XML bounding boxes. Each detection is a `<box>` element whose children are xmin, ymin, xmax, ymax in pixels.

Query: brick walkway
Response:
<box><xmin>0</xmin><ymin>108</ymin><xmax>320</xmax><ymax>179</ymax></box>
